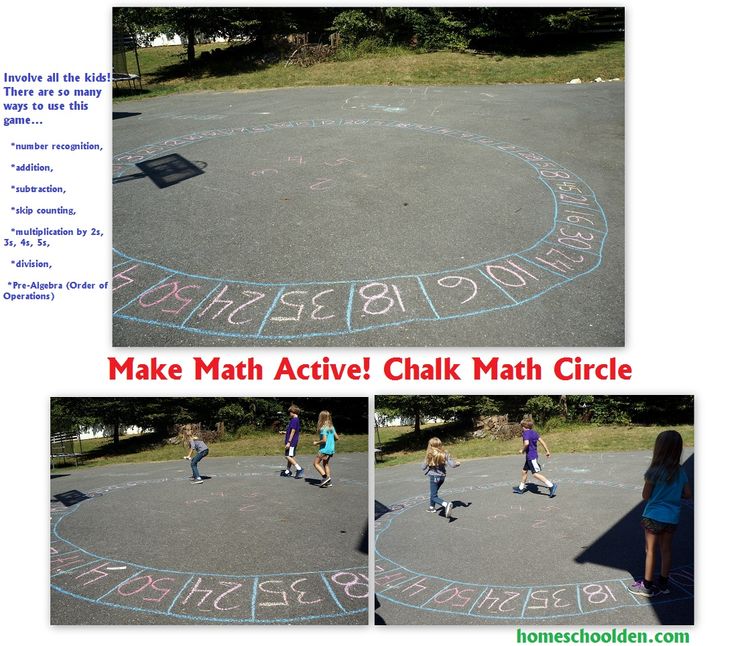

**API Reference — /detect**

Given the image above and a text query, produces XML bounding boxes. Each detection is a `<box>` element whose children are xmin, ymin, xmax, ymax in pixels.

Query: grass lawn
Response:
<box><xmin>375</xmin><ymin>422</ymin><xmax>694</xmax><ymax>468</ymax></box>
<box><xmin>52</xmin><ymin>430</ymin><xmax>368</xmax><ymax>471</ymax></box>
<box><xmin>55</xmin><ymin>422</ymin><xmax>693</xmax><ymax>472</ymax></box>
<box><xmin>115</xmin><ymin>39</ymin><xmax>624</xmax><ymax>100</ymax></box>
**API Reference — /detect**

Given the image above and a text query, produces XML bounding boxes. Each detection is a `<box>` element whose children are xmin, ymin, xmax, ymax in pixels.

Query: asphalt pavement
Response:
<box><xmin>50</xmin><ymin>454</ymin><xmax>369</xmax><ymax>624</ymax></box>
<box><xmin>112</xmin><ymin>83</ymin><xmax>624</xmax><ymax>347</ymax></box>
<box><xmin>375</xmin><ymin>450</ymin><xmax>694</xmax><ymax>625</ymax></box>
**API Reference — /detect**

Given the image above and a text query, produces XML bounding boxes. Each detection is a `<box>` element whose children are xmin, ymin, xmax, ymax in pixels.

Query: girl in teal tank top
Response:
<box><xmin>313</xmin><ymin>410</ymin><xmax>340</xmax><ymax>488</ymax></box>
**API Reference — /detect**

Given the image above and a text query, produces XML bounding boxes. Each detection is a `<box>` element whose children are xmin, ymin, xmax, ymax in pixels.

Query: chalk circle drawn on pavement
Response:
<box><xmin>50</xmin><ymin>477</ymin><xmax>368</xmax><ymax>624</ymax></box>
<box><xmin>375</xmin><ymin>480</ymin><xmax>693</xmax><ymax>622</ymax></box>
<box><xmin>112</xmin><ymin>118</ymin><xmax>609</xmax><ymax>342</ymax></box>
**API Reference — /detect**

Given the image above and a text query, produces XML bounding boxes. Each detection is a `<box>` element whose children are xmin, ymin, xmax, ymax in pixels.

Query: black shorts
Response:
<box><xmin>284</xmin><ymin>445</ymin><xmax>297</xmax><ymax>458</ymax></box>
<box><xmin>523</xmin><ymin>458</ymin><xmax>542</xmax><ymax>474</ymax></box>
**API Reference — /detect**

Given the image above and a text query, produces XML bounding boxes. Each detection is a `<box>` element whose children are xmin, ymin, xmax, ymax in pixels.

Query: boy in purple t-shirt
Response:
<box><xmin>513</xmin><ymin>420</ymin><xmax>558</xmax><ymax>497</ymax></box>
<box><xmin>281</xmin><ymin>404</ymin><xmax>304</xmax><ymax>479</ymax></box>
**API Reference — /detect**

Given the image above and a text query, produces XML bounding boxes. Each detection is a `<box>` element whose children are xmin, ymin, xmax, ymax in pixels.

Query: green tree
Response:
<box><xmin>113</xmin><ymin>7</ymin><xmax>290</xmax><ymax>64</ymax></box>
<box><xmin>523</xmin><ymin>396</ymin><xmax>559</xmax><ymax>427</ymax></box>
<box><xmin>51</xmin><ymin>397</ymin><xmax>149</xmax><ymax>446</ymax></box>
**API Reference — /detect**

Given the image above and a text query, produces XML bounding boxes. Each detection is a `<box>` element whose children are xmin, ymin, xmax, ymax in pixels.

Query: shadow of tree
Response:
<box><xmin>112</xmin><ymin>87</ymin><xmax>152</xmax><ymax>99</ymax></box>
<box><xmin>82</xmin><ymin>433</ymin><xmax>171</xmax><ymax>460</ymax></box>
<box><xmin>146</xmin><ymin>42</ymin><xmax>283</xmax><ymax>84</ymax></box>
<box><xmin>472</xmin><ymin>33</ymin><xmax>623</xmax><ymax>56</ymax></box>
<box><xmin>380</xmin><ymin>421</ymin><xmax>471</xmax><ymax>455</ymax></box>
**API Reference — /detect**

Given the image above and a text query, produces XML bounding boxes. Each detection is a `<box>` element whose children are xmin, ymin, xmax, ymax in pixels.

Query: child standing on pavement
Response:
<box><xmin>421</xmin><ymin>437</ymin><xmax>460</xmax><ymax>520</ymax></box>
<box><xmin>184</xmin><ymin>432</ymin><xmax>209</xmax><ymax>484</ymax></box>
<box><xmin>513</xmin><ymin>420</ymin><xmax>558</xmax><ymax>497</ymax></box>
<box><xmin>629</xmin><ymin>430</ymin><xmax>692</xmax><ymax>598</ymax></box>
<box><xmin>281</xmin><ymin>404</ymin><xmax>304</xmax><ymax>479</ymax></box>
<box><xmin>313</xmin><ymin>410</ymin><xmax>339</xmax><ymax>488</ymax></box>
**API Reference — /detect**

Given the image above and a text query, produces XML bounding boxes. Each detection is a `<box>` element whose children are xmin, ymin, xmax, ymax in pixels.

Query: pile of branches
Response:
<box><xmin>471</xmin><ymin>414</ymin><xmax>529</xmax><ymax>441</ymax></box>
<box><xmin>173</xmin><ymin>422</ymin><xmax>224</xmax><ymax>445</ymax></box>
<box><xmin>284</xmin><ymin>43</ymin><xmax>337</xmax><ymax>67</ymax></box>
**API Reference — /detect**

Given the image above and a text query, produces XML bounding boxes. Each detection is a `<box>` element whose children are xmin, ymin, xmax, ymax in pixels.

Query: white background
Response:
<box><xmin>1</xmin><ymin>1</ymin><xmax>733</xmax><ymax>642</ymax></box>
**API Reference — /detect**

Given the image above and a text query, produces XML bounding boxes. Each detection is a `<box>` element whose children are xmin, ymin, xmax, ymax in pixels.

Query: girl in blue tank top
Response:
<box><xmin>313</xmin><ymin>410</ymin><xmax>339</xmax><ymax>488</ymax></box>
<box><xmin>629</xmin><ymin>430</ymin><xmax>692</xmax><ymax>597</ymax></box>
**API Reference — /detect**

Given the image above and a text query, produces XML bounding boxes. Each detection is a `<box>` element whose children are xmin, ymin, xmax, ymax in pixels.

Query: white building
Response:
<box><xmin>79</xmin><ymin>425</ymin><xmax>152</xmax><ymax>440</ymax></box>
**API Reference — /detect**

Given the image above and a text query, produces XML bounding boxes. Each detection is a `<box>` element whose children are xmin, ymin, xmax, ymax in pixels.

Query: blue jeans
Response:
<box><xmin>429</xmin><ymin>475</ymin><xmax>446</xmax><ymax>507</ymax></box>
<box><xmin>191</xmin><ymin>449</ymin><xmax>208</xmax><ymax>479</ymax></box>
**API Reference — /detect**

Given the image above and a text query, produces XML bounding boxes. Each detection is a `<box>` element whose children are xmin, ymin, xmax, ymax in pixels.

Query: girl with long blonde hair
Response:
<box><xmin>313</xmin><ymin>410</ymin><xmax>339</xmax><ymax>488</ymax></box>
<box><xmin>421</xmin><ymin>437</ymin><xmax>460</xmax><ymax>519</ymax></box>
<box><xmin>183</xmin><ymin>430</ymin><xmax>209</xmax><ymax>484</ymax></box>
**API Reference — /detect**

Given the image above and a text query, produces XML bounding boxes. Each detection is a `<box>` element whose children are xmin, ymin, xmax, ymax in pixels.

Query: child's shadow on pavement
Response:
<box><xmin>525</xmin><ymin>484</ymin><xmax>551</xmax><ymax>496</ymax></box>
<box><xmin>446</xmin><ymin>500</ymin><xmax>472</xmax><ymax>523</ymax></box>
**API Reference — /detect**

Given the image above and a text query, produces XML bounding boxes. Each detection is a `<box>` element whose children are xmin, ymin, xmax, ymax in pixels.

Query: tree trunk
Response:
<box><xmin>187</xmin><ymin>24</ymin><xmax>196</xmax><ymax>64</ymax></box>
<box><xmin>560</xmin><ymin>395</ymin><xmax>568</xmax><ymax>419</ymax></box>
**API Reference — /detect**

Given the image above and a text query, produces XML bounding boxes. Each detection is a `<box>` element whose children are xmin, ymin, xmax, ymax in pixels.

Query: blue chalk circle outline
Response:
<box><xmin>375</xmin><ymin>479</ymin><xmax>693</xmax><ymax>621</ymax></box>
<box><xmin>112</xmin><ymin>119</ymin><xmax>610</xmax><ymax>341</ymax></box>
<box><xmin>51</xmin><ymin>476</ymin><xmax>368</xmax><ymax>623</ymax></box>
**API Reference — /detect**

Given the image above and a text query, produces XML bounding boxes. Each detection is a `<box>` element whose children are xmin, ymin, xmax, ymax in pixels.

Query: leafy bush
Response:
<box><xmin>331</xmin><ymin>10</ymin><xmax>382</xmax><ymax>45</ymax></box>
<box><xmin>415</xmin><ymin>10</ymin><xmax>470</xmax><ymax>51</ymax></box>
<box><xmin>524</xmin><ymin>396</ymin><xmax>558</xmax><ymax>427</ymax></box>
<box><xmin>542</xmin><ymin>9</ymin><xmax>592</xmax><ymax>33</ymax></box>
<box><xmin>382</xmin><ymin>7</ymin><xmax>423</xmax><ymax>45</ymax></box>
<box><xmin>331</xmin><ymin>7</ymin><xmax>470</xmax><ymax>52</ymax></box>
<box><xmin>589</xmin><ymin>399</ymin><xmax>632</xmax><ymax>425</ymax></box>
